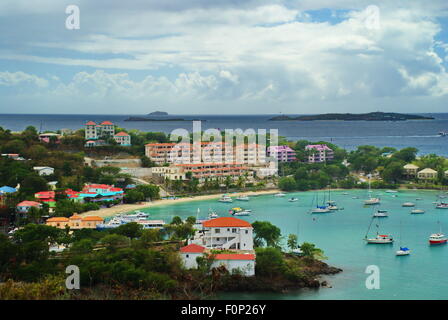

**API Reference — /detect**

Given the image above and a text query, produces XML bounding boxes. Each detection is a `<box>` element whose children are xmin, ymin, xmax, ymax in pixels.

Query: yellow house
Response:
<box><xmin>46</xmin><ymin>215</ymin><xmax>104</xmax><ymax>229</ymax></box>
<box><xmin>417</xmin><ymin>168</ymin><xmax>438</xmax><ymax>180</ymax></box>
<box><xmin>403</xmin><ymin>164</ymin><xmax>419</xmax><ymax>176</ymax></box>
<box><xmin>46</xmin><ymin>217</ymin><xmax>69</xmax><ymax>228</ymax></box>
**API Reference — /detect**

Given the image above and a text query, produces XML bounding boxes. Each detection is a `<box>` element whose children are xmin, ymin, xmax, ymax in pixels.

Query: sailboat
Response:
<box><xmin>429</xmin><ymin>221</ymin><xmax>448</xmax><ymax>245</ymax></box>
<box><xmin>364</xmin><ymin>175</ymin><xmax>380</xmax><ymax>205</ymax></box>
<box><xmin>326</xmin><ymin>186</ymin><xmax>338</xmax><ymax>210</ymax></box>
<box><xmin>364</xmin><ymin>216</ymin><xmax>393</xmax><ymax>244</ymax></box>
<box><xmin>396</xmin><ymin>221</ymin><xmax>410</xmax><ymax>256</ymax></box>
<box><xmin>311</xmin><ymin>191</ymin><xmax>330</xmax><ymax>213</ymax></box>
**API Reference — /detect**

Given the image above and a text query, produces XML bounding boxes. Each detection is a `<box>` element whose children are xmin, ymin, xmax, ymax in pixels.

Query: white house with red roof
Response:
<box><xmin>179</xmin><ymin>217</ymin><xmax>256</xmax><ymax>276</ymax></box>
<box><xmin>114</xmin><ymin>131</ymin><xmax>131</xmax><ymax>146</ymax></box>
<box><xmin>16</xmin><ymin>201</ymin><xmax>42</xmax><ymax>214</ymax></box>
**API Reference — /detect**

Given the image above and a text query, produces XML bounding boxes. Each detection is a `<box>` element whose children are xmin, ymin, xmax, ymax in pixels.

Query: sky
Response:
<box><xmin>1</xmin><ymin>0</ymin><xmax>448</xmax><ymax>115</ymax></box>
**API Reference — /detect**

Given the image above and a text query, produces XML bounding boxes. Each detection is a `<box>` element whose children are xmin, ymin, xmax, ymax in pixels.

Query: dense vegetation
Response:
<box><xmin>0</xmin><ymin>219</ymin><xmax>337</xmax><ymax>300</ymax></box>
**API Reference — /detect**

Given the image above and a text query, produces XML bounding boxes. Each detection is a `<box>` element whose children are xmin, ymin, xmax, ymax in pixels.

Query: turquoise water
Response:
<box><xmin>128</xmin><ymin>190</ymin><xmax>448</xmax><ymax>300</ymax></box>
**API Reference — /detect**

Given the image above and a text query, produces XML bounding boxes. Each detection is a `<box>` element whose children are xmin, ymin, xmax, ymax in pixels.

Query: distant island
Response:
<box><xmin>269</xmin><ymin>112</ymin><xmax>435</xmax><ymax>121</ymax></box>
<box><xmin>148</xmin><ymin>111</ymin><xmax>169</xmax><ymax>116</ymax></box>
<box><xmin>124</xmin><ymin>116</ymin><xmax>187</xmax><ymax>121</ymax></box>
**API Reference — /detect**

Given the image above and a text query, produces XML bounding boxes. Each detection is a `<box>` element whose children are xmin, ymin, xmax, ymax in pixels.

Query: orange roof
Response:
<box><xmin>46</xmin><ymin>217</ymin><xmax>69</xmax><ymax>222</ymax></box>
<box><xmin>69</xmin><ymin>215</ymin><xmax>82</xmax><ymax>220</ymax></box>
<box><xmin>82</xmin><ymin>216</ymin><xmax>104</xmax><ymax>221</ymax></box>
<box><xmin>85</xmin><ymin>121</ymin><xmax>96</xmax><ymax>125</ymax></box>
<box><xmin>203</xmin><ymin>217</ymin><xmax>252</xmax><ymax>228</ymax></box>
<box><xmin>214</xmin><ymin>254</ymin><xmax>255</xmax><ymax>260</ymax></box>
<box><xmin>115</xmin><ymin>131</ymin><xmax>129</xmax><ymax>137</ymax></box>
<box><xmin>101</xmin><ymin>121</ymin><xmax>113</xmax><ymax>125</ymax></box>
<box><xmin>180</xmin><ymin>243</ymin><xmax>205</xmax><ymax>253</ymax></box>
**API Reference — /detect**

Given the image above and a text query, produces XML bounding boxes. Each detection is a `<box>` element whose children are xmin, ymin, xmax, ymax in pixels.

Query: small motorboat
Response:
<box><xmin>396</xmin><ymin>247</ymin><xmax>411</xmax><ymax>256</ymax></box>
<box><xmin>365</xmin><ymin>234</ymin><xmax>394</xmax><ymax>244</ymax></box>
<box><xmin>274</xmin><ymin>193</ymin><xmax>286</xmax><ymax>197</ymax></box>
<box><xmin>342</xmin><ymin>192</ymin><xmax>349</xmax><ymax>195</ymax></box>
<box><xmin>219</xmin><ymin>195</ymin><xmax>233</xmax><ymax>203</ymax></box>
<box><xmin>436</xmin><ymin>202</ymin><xmax>448</xmax><ymax>209</ymax></box>
<box><xmin>402</xmin><ymin>202</ymin><xmax>415</xmax><ymax>207</ymax></box>
<box><xmin>374</xmin><ymin>209</ymin><xmax>388</xmax><ymax>217</ymax></box>
<box><xmin>385</xmin><ymin>190</ymin><xmax>398</xmax><ymax>193</ymax></box>
<box><xmin>208</xmin><ymin>209</ymin><xmax>219</xmax><ymax>219</ymax></box>
<box><xmin>416</xmin><ymin>198</ymin><xmax>422</xmax><ymax>200</ymax></box>
<box><xmin>439</xmin><ymin>131</ymin><xmax>447</xmax><ymax>137</ymax></box>
<box><xmin>352</xmin><ymin>196</ymin><xmax>359</xmax><ymax>199</ymax></box>
<box><xmin>328</xmin><ymin>205</ymin><xmax>338</xmax><ymax>210</ymax></box>
<box><xmin>289</xmin><ymin>197</ymin><xmax>298</xmax><ymax>202</ymax></box>
<box><xmin>411</xmin><ymin>209</ymin><xmax>425</xmax><ymax>214</ymax></box>
<box><xmin>364</xmin><ymin>197</ymin><xmax>380</xmax><ymax>205</ymax></box>
<box><xmin>429</xmin><ymin>233</ymin><xmax>448</xmax><ymax>244</ymax></box>
<box><xmin>236</xmin><ymin>195</ymin><xmax>250</xmax><ymax>201</ymax></box>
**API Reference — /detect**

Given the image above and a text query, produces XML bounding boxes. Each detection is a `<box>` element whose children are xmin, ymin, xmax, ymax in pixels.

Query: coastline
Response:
<box><xmin>79</xmin><ymin>189</ymin><xmax>281</xmax><ymax>218</ymax></box>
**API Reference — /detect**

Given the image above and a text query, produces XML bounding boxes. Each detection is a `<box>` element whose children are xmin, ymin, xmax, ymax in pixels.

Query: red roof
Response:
<box><xmin>180</xmin><ymin>243</ymin><xmax>205</xmax><ymax>253</ymax></box>
<box><xmin>35</xmin><ymin>191</ymin><xmax>55</xmax><ymax>199</ymax></box>
<box><xmin>101</xmin><ymin>121</ymin><xmax>113</xmax><ymax>125</ymax></box>
<box><xmin>17</xmin><ymin>201</ymin><xmax>41</xmax><ymax>207</ymax></box>
<box><xmin>115</xmin><ymin>131</ymin><xmax>129</xmax><ymax>137</ymax></box>
<box><xmin>214</xmin><ymin>254</ymin><xmax>255</xmax><ymax>260</ymax></box>
<box><xmin>86</xmin><ymin>121</ymin><xmax>96</xmax><ymax>125</ymax></box>
<box><xmin>203</xmin><ymin>217</ymin><xmax>252</xmax><ymax>228</ymax></box>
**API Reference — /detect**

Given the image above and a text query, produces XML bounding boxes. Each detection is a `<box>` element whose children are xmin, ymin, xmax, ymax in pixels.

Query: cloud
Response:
<box><xmin>1</xmin><ymin>1</ymin><xmax>448</xmax><ymax>113</ymax></box>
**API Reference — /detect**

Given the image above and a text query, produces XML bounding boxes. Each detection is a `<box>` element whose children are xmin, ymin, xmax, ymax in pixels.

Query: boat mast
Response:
<box><xmin>365</xmin><ymin>216</ymin><xmax>375</xmax><ymax>239</ymax></box>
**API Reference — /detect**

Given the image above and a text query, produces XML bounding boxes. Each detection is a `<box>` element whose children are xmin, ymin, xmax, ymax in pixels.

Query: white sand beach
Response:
<box><xmin>79</xmin><ymin>189</ymin><xmax>281</xmax><ymax>218</ymax></box>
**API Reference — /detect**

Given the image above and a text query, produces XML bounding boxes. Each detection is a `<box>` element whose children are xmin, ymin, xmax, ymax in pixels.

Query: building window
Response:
<box><xmin>245</xmin><ymin>230</ymin><xmax>248</xmax><ymax>234</ymax></box>
<box><xmin>232</xmin><ymin>228</ymin><xmax>237</xmax><ymax>233</ymax></box>
<box><xmin>186</xmin><ymin>254</ymin><xmax>189</xmax><ymax>258</ymax></box>
<box><xmin>215</xmin><ymin>228</ymin><xmax>220</xmax><ymax>233</ymax></box>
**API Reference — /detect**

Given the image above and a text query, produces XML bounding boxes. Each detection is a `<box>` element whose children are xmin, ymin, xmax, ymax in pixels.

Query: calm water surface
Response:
<box><xmin>127</xmin><ymin>189</ymin><xmax>448</xmax><ymax>300</ymax></box>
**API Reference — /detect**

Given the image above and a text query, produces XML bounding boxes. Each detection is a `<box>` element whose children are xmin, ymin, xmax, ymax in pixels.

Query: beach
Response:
<box><xmin>79</xmin><ymin>189</ymin><xmax>280</xmax><ymax>218</ymax></box>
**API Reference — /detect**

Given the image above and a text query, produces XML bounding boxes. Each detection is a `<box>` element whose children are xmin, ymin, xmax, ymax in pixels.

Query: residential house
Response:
<box><xmin>0</xmin><ymin>186</ymin><xmax>17</xmax><ymax>208</ymax></box>
<box><xmin>16</xmin><ymin>201</ymin><xmax>42</xmax><ymax>214</ymax></box>
<box><xmin>403</xmin><ymin>164</ymin><xmax>419</xmax><ymax>177</ymax></box>
<box><xmin>38</xmin><ymin>132</ymin><xmax>61</xmax><ymax>144</ymax></box>
<box><xmin>1</xmin><ymin>154</ymin><xmax>26</xmax><ymax>161</ymax></box>
<box><xmin>267</xmin><ymin>145</ymin><xmax>297</xmax><ymax>162</ymax></box>
<box><xmin>35</xmin><ymin>191</ymin><xmax>56</xmax><ymax>213</ymax></box>
<box><xmin>33</xmin><ymin>166</ymin><xmax>55</xmax><ymax>176</ymax></box>
<box><xmin>65</xmin><ymin>185</ymin><xmax>124</xmax><ymax>203</ymax></box>
<box><xmin>114</xmin><ymin>132</ymin><xmax>131</xmax><ymax>146</ymax></box>
<box><xmin>445</xmin><ymin>169</ymin><xmax>448</xmax><ymax>178</ymax></box>
<box><xmin>46</xmin><ymin>215</ymin><xmax>104</xmax><ymax>229</ymax></box>
<box><xmin>151</xmin><ymin>166</ymin><xmax>187</xmax><ymax>181</ymax></box>
<box><xmin>417</xmin><ymin>168</ymin><xmax>438</xmax><ymax>181</ymax></box>
<box><xmin>305</xmin><ymin>144</ymin><xmax>334</xmax><ymax>163</ymax></box>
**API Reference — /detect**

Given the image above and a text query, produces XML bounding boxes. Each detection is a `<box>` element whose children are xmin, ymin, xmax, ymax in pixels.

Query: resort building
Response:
<box><xmin>417</xmin><ymin>168</ymin><xmax>438</xmax><ymax>181</ymax></box>
<box><xmin>180</xmin><ymin>217</ymin><xmax>256</xmax><ymax>276</ymax></box>
<box><xmin>16</xmin><ymin>201</ymin><xmax>42</xmax><ymax>214</ymax></box>
<box><xmin>267</xmin><ymin>145</ymin><xmax>297</xmax><ymax>162</ymax></box>
<box><xmin>84</xmin><ymin>121</ymin><xmax>115</xmax><ymax>140</ymax></box>
<box><xmin>114</xmin><ymin>132</ymin><xmax>131</xmax><ymax>146</ymax></box>
<box><xmin>45</xmin><ymin>215</ymin><xmax>104</xmax><ymax>229</ymax></box>
<box><xmin>403</xmin><ymin>164</ymin><xmax>419</xmax><ymax>177</ymax></box>
<box><xmin>305</xmin><ymin>144</ymin><xmax>334</xmax><ymax>163</ymax></box>
<box><xmin>145</xmin><ymin>142</ymin><xmax>265</xmax><ymax>166</ymax></box>
<box><xmin>174</xmin><ymin>163</ymin><xmax>252</xmax><ymax>183</ymax></box>
<box><xmin>33</xmin><ymin>166</ymin><xmax>55</xmax><ymax>176</ymax></box>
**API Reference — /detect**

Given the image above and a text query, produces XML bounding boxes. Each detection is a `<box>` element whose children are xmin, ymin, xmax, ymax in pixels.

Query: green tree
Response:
<box><xmin>252</xmin><ymin>221</ymin><xmax>282</xmax><ymax>248</ymax></box>
<box><xmin>287</xmin><ymin>234</ymin><xmax>298</xmax><ymax>251</ymax></box>
<box><xmin>254</xmin><ymin>247</ymin><xmax>285</xmax><ymax>278</ymax></box>
<box><xmin>278</xmin><ymin>177</ymin><xmax>296</xmax><ymax>191</ymax></box>
<box><xmin>300</xmin><ymin>242</ymin><xmax>326</xmax><ymax>260</ymax></box>
<box><xmin>111</xmin><ymin>222</ymin><xmax>143</xmax><ymax>239</ymax></box>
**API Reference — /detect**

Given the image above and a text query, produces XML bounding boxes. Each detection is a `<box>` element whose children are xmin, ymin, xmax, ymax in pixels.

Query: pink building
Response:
<box><xmin>267</xmin><ymin>145</ymin><xmax>297</xmax><ymax>162</ymax></box>
<box><xmin>305</xmin><ymin>144</ymin><xmax>334</xmax><ymax>163</ymax></box>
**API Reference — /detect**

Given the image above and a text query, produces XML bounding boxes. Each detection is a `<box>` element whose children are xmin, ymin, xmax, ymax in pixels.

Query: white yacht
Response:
<box><xmin>402</xmin><ymin>202</ymin><xmax>415</xmax><ymax>207</ymax></box>
<box><xmin>236</xmin><ymin>195</ymin><xmax>250</xmax><ymax>201</ymax></box>
<box><xmin>219</xmin><ymin>194</ymin><xmax>233</xmax><ymax>203</ymax></box>
<box><xmin>274</xmin><ymin>193</ymin><xmax>286</xmax><ymax>197</ymax></box>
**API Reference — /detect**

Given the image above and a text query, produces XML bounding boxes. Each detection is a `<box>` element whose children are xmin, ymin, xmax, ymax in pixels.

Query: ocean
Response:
<box><xmin>0</xmin><ymin>113</ymin><xmax>448</xmax><ymax>156</ymax></box>
<box><xmin>132</xmin><ymin>189</ymin><xmax>448</xmax><ymax>300</ymax></box>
